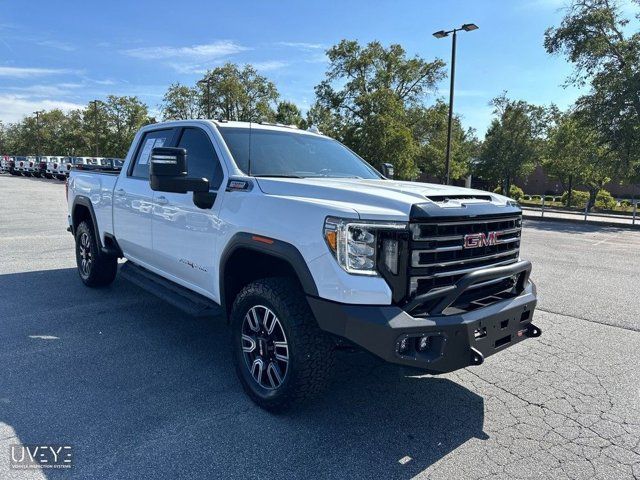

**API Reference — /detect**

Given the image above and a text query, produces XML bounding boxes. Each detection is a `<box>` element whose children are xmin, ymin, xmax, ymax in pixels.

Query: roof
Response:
<box><xmin>146</xmin><ymin>119</ymin><xmax>321</xmax><ymax>136</ymax></box>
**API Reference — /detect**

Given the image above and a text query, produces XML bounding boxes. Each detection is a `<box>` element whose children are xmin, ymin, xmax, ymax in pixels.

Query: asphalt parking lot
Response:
<box><xmin>1</xmin><ymin>174</ymin><xmax>639</xmax><ymax>480</ymax></box>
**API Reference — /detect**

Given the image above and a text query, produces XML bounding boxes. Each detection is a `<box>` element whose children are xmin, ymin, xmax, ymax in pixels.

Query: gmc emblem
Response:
<box><xmin>464</xmin><ymin>231</ymin><xmax>500</xmax><ymax>249</ymax></box>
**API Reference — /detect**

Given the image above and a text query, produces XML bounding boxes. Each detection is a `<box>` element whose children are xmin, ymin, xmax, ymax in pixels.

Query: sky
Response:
<box><xmin>0</xmin><ymin>0</ymin><xmax>637</xmax><ymax>135</ymax></box>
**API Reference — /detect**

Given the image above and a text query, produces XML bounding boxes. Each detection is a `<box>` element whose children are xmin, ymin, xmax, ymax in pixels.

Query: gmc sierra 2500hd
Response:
<box><xmin>67</xmin><ymin>120</ymin><xmax>540</xmax><ymax>410</ymax></box>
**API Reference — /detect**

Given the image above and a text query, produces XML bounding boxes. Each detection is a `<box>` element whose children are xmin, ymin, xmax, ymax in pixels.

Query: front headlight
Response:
<box><xmin>323</xmin><ymin>217</ymin><xmax>406</xmax><ymax>275</ymax></box>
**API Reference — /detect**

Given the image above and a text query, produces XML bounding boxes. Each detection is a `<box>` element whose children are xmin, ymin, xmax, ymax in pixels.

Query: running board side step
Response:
<box><xmin>120</xmin><ymin>261</ymin><xmax>224</xmax><ymax>318</ymax></box>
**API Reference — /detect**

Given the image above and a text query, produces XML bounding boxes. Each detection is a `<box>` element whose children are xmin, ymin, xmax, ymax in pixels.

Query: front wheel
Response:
<box><xmin>231</xmin><ymin>277</ymin><xmax>335</xmax><ymax>411</ymax></box>
<box><xmin>75</xmin><ymin>221</ymin><xmax>117</xmax><ymax>287</ymax></box>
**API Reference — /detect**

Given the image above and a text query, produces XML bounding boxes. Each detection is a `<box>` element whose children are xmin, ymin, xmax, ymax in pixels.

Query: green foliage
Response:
<box><xmin>198</xmin><ymin>63</ymin><xmax>279</xmax><ymax>121</ymax></box>
<box><xmin>410</xmin><ymin>100</ymin><xmax>479</xmax><ymax>182</ymax></box>
<box><xmin>476</xmin><ymin>93</ymin><xmax>548</xmax><ymax>190</ymax></box>
<box><xmin>160</xmin><ymin>83</ymin><xmax>201</xmax><ymax>120</ymax></box>
<box><xmin>275</xmin><ymin>101</ymin><xmax>306</xmax><ymax>128</ymax></box>
<box><xmin>0</xmin><ymin>96</ymin><xmax>152</xmax><ymax>157</ymax></box>
<box><xmin>561</xmin><ymin>190</ymin><xmax>590</xmax><ymax>208</ymax></box>
<box><xmin>620</xmin><ymin>199</ymin><xmax>632</xmax><ymax>208</ymax></box>
<box><xmin>595</xmin><ymin>189</ymin><xmax>616</xmax><ymax>210</ymax></box>
<box><xmin>493</xmin><ymin>184</ymin><xmax>524</xmax><ymax>201</ymax></box>
<box><xmin>544</xmin><ymin>0</ymin><xmax>640</xmax><ymax>183</ymax></box>
<box><xmin>312</xmin><ymin>39</ymin><xmax>445</xmax><ymax>179</ymax></box>
<box><xmin>545</xmin><ymin>111</ymin><xmax>616</xmax><ymax>210</ymax></box>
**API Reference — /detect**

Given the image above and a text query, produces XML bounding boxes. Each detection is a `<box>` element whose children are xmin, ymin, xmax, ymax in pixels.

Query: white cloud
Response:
<box><xmin>0</xmin><ymin>94</ymin><xmax>84</xmax><ymax>123</ymax></box>
<box><xmin>122</xmin><ymin>40</ymin><xmax>248</xmax><ymax>60</ymax></box>
<box><xmin>36</xmin><ymin>39</ymin><xmax>76</xmax><ymax>51</ymax></box>
<box><xmin>0</xmin><ymin>66</ymin><xmax>80</xmax><ymax>78</ymax></box>
<box><xmin>5</xmin><ymin>83</ymin><xmax>81</xmax><ymax>97</ymax></box>
<box><xmin>252</xmin><ymin>60</ymin><xmax>289</xmax><ymax>71</ymax></box>
<box><xmin>277</xmin><ymin>42</ymin><xmax>325</xmax><ymax>50</ymax></box>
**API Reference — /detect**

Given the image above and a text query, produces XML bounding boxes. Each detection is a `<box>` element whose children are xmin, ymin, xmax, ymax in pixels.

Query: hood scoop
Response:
<box><xmin>426</xmin><ymin>194</ymin><xmax>493</xmax><ymax>204</ymax></box>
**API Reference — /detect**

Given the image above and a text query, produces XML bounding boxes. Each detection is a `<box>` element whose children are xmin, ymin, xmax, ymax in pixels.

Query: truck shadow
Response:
<box><xmin>0</xmin><ymin>267</ymin><xmax>487</xmax><ymax>479</ymax></box>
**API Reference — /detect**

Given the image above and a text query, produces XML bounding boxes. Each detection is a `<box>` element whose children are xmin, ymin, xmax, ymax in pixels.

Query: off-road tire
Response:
<box><xmin>231</xmin><ymin>277</ymin><xmax>334</xmax><ymax>412</ymax></box>
<box><xmin>75</xmin><ymin>221</ymin><xmax>117</xmax><ymax>287</ymax></box>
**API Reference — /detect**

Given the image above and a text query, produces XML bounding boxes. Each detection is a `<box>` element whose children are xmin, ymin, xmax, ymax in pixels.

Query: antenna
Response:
<box><xmin>248</xmin><ymin>114</ymin><xmax>252</xmax><ymax>176</ymax></box>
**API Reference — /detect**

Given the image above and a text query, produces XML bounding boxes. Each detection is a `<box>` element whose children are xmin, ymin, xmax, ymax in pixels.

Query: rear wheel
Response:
<box><xmin>231</xmin><ymin>277</ymin><xmax>334</xmax><ymax>411</ymax></box>
<box><xmin>75</xmin><ymin>221</ymin><xmax>117</xmax><ymax>287</ymax></box>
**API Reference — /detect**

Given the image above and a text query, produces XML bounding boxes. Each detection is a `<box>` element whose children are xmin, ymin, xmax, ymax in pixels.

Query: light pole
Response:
<box><xmin>197</xmin><ymin>78</ymin><xmax>212</xmax><ymax>119</ymax></box>
<box><xmin>433</xmin><ymin>23</ymin><xmax>478</xmax><ymax>185</ymax></box>
<box><xmin>33</xmin><ymin>110</ymin><xmax>45</xmax><ymax>157</ymax></box>
<box><xmin>90</xmin><ymin>100</ymin><xmax>100</xmax><ymax>156</ymax></box>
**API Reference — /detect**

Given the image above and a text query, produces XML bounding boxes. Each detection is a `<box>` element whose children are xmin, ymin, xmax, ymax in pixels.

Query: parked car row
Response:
<box><xmin>0</xmin><ymin>155</ymin><xmax>123</xmax><ymax>180</ymax></box>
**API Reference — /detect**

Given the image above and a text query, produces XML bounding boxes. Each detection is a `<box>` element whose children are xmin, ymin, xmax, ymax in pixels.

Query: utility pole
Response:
<box><xmin>33</xmin><ymin>110</ymin><xmax>45</xmax><ymax>157</ymax></box>
<box><xmin>90</xmin><ymin>100</ymin><xmax>100</xmax><ymax>156</ymax></box>
<box><xmin>197</xmin><ymin>78</ymin><xmax>212</xmax><ymax>118</ymax></box>
<box><xmin>433</xmin><ymin>23</ymin><xmax>479</xmax><ymax>185</ymax></box>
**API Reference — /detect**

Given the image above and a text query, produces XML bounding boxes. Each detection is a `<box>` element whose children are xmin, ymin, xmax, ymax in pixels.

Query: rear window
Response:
<box><xmin>130</xmin><ymin>129</ymin><xmax>176</xmax><ymax>178</ymax></box>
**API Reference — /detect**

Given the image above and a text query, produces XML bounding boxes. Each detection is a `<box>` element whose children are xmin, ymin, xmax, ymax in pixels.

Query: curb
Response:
<box><xmin>523</xmin><ymin>212</ymin><xmax>640</xmax><ymax>230</ymax></box>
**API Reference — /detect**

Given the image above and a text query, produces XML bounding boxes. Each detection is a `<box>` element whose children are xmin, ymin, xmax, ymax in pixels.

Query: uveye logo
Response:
<box><xmin>10</xmin><ymin>444</ymin><xmax>73</xmax><ymax>469</ymax></box>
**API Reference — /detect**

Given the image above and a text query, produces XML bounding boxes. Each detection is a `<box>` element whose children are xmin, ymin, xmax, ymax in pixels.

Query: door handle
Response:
<box><xmin>156</xmin><ymin>196</ymin><xmax>169</xmax><ymax>205</ymax></box>
<box><xmin>115</xmin><ymin>188</ymin><xmax>125</xmax><ymax>196</ymax></box>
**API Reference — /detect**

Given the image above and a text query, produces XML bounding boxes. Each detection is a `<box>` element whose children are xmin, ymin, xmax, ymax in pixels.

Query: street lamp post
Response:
<box><xmin>197</xmin><ymin>78</ymin><xmax>212</xmax><ymax>119</ymax></box>
<box><xmin>433</xmin><ymin>23</ymin><xmax>478</xmax><ymax>185</ymax></box>
<box><xmin>90</xmin><ymin>100</ymin><xmax>100</xmax><ymax>157</ymax></box>
<box><xmin>33</xmin><ymin>110</ymin><xmax>45</xmax><ymax>157</ymax></box>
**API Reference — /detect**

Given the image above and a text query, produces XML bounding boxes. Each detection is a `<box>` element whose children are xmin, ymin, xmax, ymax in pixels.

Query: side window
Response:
<box><xmin>130</xmin><ymin>128</ymin><xmax>176</xmax><ymax>178</ymax></box>
<box><xmin>177</xmin><ymin>128</ymin><xmax>223</xmax><ymax>189</ymax></box>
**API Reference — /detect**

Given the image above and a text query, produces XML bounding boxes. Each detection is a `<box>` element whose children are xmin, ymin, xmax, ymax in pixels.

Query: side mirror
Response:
<box><xmin>381</xmin><ymin>163</ymin><xmax>395</xmax><ymax>179</ymax></box>
<box><xmin>149</xmin><ymin>147</ymin><xmax>209</xmax><ymax>194</ymax></box>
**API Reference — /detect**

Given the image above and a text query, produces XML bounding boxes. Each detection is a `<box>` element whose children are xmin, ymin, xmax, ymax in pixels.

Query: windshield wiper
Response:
<box><xmin>253</xmin><ymin>174</ymin><xmax>305</xmax><ymax>178</ymax></box>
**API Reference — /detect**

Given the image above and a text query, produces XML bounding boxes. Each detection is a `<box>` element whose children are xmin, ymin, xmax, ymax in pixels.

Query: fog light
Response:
<box><xmin>417</xmin><ymin>336</ymin><xmax>430</xmax><ymax>351</ymax></box>
<box><xmin>397</xmin><ymin>337</ymin><xmax>410</xmax><ymax>355</ymax></box>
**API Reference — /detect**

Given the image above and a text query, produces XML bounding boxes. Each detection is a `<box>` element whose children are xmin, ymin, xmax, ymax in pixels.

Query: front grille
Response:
<box><xmin>408</xmin><ymin>215</ymin><xmax>522</xmax><ymax>300</ymax></box>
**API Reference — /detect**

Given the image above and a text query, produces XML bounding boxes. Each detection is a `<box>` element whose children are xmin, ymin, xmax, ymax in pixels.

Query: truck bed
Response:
<box><xmin>68</xmin><ymin>170</ymin><xmax>119</xmax><ymax>238</ymax></box>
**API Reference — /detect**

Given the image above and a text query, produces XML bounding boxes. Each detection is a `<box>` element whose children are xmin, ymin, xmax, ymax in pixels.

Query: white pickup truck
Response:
<box><xmin>67</xmin><ymin>120</ymin><xmax>540</xmax><ymax>410</ymax></box>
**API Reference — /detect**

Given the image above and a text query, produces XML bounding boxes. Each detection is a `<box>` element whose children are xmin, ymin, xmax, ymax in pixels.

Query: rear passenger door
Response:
<box><xmin>114</xmin><ymin>127</ymin><xmax>178</xmax><ymax>267</ymax></box>
<box><xmin>151</xmin><ymin>127</ymin><xmax>225</xmax><ymax>297</ymax></box>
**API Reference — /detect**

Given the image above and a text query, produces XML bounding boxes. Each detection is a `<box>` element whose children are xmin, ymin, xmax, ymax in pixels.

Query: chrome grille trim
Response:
<box><xmin>411</xmin><ymin>217</ymin><xmax>522</xmax><ymax>240</ymax></box>
<box><xmin>409</xmin><ymin>258</ymin><xmax>520</xmax><ymax>292</ymax></box>
<box><xmin>413</xmin><ymin>248</ymin><xmax>519</xmax><ymax>269</ymax></box>
<box><xmin>408</xmin><ymin>214</ymin><xmax>522</xmax><ymax>298</ymax></box>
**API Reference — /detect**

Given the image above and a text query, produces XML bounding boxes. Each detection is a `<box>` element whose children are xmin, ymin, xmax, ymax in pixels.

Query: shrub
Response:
<box><xmin>493</xmin><ymin>185</ymin><xmax>524</xmax><ymax>201</ymax></box>
<box><xmin>523</xmin><ymin>195</ymin><xmax>531</xmax><ymax>201</ymax></box>
<box><xmin>595</xmin><ymin>190</ymin><xmax>616</xmax><ymax>210</ymax></box>
<box><xmin>544</xmin><ymin>195</ymin><xmax>554</xmax><ymax>202</ymax></box>
<box><xmin>561</xmin><ymin>190</ymin><xmax>589</xmax><ymax>208</ymax></box>
<box><xmin>620</xmin><ymin>200</ymin><xmax>632</xmax><ymax>208</ymax></box>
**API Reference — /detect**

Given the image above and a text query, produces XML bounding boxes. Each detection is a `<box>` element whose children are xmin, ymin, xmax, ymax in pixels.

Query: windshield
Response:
<box><xmin>218</xmin><ymin>127</ymin><xmax>381</xmax><ymax>179</ymax></box>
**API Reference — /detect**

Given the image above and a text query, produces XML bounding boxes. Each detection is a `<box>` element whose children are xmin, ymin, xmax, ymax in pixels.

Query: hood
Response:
<box><xmin>255</xmin><ymin>177</ymin><xmax>516</xmax><ymax>221</ymax></box>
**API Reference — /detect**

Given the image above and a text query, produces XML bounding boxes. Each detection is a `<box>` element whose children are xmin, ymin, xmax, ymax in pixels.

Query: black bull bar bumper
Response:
<box><xmin>308</xmin><ymin>260</ymin><xmax>540</xmax><ymax>373</ymax></box>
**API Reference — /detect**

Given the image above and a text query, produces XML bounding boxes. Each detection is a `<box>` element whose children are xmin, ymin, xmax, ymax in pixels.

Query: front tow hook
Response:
<box><xmin>519</xmin><ymin>323</ymin><xmax>542</xmax><ymax>338</ymax></box>
<box><xmin>470</xmin><ymin>347</ymin><xmax>484</xmax><ymax>366</ymax></box>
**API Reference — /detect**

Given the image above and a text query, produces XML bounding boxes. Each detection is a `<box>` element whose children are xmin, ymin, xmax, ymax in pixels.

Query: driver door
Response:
<box><xmin>151</xmin><ymin>127</ymin><xmax>225</xmax><ymax>298</ymax></box>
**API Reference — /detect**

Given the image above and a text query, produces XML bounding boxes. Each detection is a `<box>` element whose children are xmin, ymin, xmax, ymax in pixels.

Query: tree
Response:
<box><xmin>545</xmin><ymin>110</ymin><xmax>617</xmax><ymax>209</ymax></box>
<box><xmin>275</xmin><ymin>101</ymin><xmax>306</xmax><ymax>127</ymax></box>
<box><xmin>82</xmin><ymin>101</ymin><xmax>110</xmax><ymax>156</ymax></box>
<box><xmin>544</xmin><ymin>0</ymin><xmax>640</xmax><ymax>182</ymax></box>
<box><xmin>197</xmin><ymin>63</ymin><xmax>279</xmax><ymax>121</ymax></box>
<box><xmin>313</xmin><ymin>40</ymin><xmax>445</xmax><ymax>179</ymax></box>
<box><xmin>160</xmin><ymin>83</ymin><xmax>202</xmax><ymax>120</ymax></box>
<box><xmin>476</xmin><ymin>94</ymin><xmax>548</xmax><ymax>194</ymax></box>
<box><xmin>103</xmin><ymin>96</ymin><xmax>153</xmax><ymax>157</ymax></box>
<box><xmin>410</xmin><ymin>101</ymin><xmax>479</xmax><ymax>182</ymax></box>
